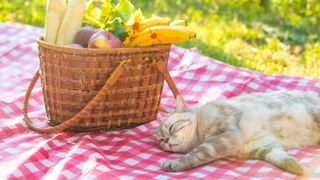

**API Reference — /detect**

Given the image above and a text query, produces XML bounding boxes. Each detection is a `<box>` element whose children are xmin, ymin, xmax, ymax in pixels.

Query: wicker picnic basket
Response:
<box><xmin>23</xmin><ymin>38</ymin><xmax>180</xmax><ymax>133</ymax></box>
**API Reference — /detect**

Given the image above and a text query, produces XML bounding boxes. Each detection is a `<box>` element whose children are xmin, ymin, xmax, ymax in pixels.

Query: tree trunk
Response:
<box><xmin>260</xmin><ymin>0</ymin><xmax>270</xmax><ymax>10</ymax></box>
<box><xmin>302</xmin><ymin>0</ymin><xmax>307</xmax><ymax>10</ymax></box>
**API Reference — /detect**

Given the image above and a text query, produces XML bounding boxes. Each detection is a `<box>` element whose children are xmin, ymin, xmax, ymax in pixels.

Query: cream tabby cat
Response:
<box><xmin>157</xmin><ymin>91</ymin><xmax>320</xmax><ymax>175</ymax></box>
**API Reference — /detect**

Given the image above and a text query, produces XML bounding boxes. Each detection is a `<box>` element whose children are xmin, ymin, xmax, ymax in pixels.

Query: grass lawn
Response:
<box><xmin>1</xmin><ymin>0</ymin><xmax>320</xmax><ymax>78</ymax></box>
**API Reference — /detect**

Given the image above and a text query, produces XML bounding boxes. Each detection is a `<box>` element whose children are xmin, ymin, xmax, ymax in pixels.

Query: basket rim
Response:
<box><xmin>37</xmin><ymin>36</ymin><xmax>171</xmax><ymax>55</ymax></box>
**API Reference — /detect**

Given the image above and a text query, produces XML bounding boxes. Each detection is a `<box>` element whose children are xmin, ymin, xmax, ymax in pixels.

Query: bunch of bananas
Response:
<box><xmin>124</xmin><ymin>12</ymin><xmax>196</xmax><ymax>47</ymax></box>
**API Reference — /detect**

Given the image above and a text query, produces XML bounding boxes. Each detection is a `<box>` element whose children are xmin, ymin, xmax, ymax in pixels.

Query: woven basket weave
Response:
<box><xmin>23</xmin><ymin>38</ymin><xmax>180</xmax><ymax>133</ymax></box>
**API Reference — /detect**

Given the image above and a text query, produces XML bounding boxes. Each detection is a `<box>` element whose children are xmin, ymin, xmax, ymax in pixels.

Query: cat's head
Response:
<box><xmin>157</xmin><ymin>96</ymin><xmax>197</xmax><ymax>153</ymax></box>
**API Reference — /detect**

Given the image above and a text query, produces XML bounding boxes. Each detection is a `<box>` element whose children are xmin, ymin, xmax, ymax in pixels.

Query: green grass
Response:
<box><xmin>1</xmin><ymin>0</ymin><xmax>320</xmax><ymax>78</ymax></box>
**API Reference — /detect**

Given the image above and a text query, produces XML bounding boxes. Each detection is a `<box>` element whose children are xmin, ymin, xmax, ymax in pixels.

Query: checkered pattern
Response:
<box><xmin>1</xmin><ymin>22</ymin><xmax>320</xmax><ymax>179</ymax></box>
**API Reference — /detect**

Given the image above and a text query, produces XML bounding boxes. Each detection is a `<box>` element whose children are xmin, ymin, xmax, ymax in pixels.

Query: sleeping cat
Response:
<box><xmin>157</xmin><ymin>91</ymin><xmax>320</xmax><ymax>175</ymax></box>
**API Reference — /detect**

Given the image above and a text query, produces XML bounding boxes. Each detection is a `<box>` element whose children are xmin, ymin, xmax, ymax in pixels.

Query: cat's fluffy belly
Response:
<box><xmin>235</xmin><ymin>93</ymin><xmax>319</xmax><ymax>151</ymax></box>
<box><xmin>233</xmin><ymin>99</ymin><xmax>320</xmax><ymax>157</ymax></box>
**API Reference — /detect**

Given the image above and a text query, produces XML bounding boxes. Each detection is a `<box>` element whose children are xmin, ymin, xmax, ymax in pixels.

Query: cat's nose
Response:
<box><xmin>164</xmin><ymin>137</ymin><xmax>169</xmax><ymax>143</ymax></box>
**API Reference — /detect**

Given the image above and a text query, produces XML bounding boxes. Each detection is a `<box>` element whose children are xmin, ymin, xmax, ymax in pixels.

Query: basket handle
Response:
<box><xmin>23</xmin><ymin>60</ymin><xmax>181</xmax><ymax>133</ymax></box>
<box><xmin>23</xmin><ymin>61</ymin><xmax>127</xmax><ymax>134</ymax></box>
<box><xmin>152</xmin><ymin>60</ymin><xmax>181</xmax><ymax>113</ymax></box>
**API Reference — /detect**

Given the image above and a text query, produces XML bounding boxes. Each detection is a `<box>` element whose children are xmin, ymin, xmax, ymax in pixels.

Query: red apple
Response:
<box><xmin>88</xmin><ymin>30</ymin><xmax>123</xmax><ymax>48</ymax></box>
<box><xmin>64</xmin><ymin>44</ymin><xmax>84</xmax><ymax>48</ymax></box>
<box><xmin>73</xmin><ymin>26</ymin><xmax>100</xmax><ymax>47</ymax></box>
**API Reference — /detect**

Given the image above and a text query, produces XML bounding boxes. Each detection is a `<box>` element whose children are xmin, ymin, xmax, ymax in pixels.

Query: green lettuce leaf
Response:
<box><xmin>116</xmin><ymin>0</ymin><xmax>136</xmax><ymax>21</ymax></box>
<box><xmin>83</xmin><ymin>0</ymin><xmax>136</xmax><ymax>41</ymax></box>
<box><xmin>83</xmin><ymin>0</ymin><xmax>102</xmax><ymax>28</ymax></box>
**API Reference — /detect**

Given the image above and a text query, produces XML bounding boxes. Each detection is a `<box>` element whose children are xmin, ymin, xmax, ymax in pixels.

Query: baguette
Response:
<box><xmin>56</xmin><ymin>0</ymin><xmax>86</xmax><ymax>46</ymax></box>
<box><xmin>43</xmin><ymin>0</ymin><xmax>66</xmax><ymax>44</ymax></box>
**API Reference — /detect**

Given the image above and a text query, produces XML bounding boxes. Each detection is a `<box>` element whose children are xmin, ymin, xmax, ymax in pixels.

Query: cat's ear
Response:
<box><xmin>175</xmin><ymin>95</ymin><xmax>188</xmax><ymax>112</ymax></box>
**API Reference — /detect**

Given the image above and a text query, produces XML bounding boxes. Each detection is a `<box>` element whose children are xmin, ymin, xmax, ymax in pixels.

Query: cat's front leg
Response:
<box><xmin>162</xmin><ymin>132</ymin><xmax>243</xmax><ymax>172</ymax></box>
<box><xmin>162</xmin><ymin>159</ymin><xmax>186</xmax><ymax>172</ymax></box>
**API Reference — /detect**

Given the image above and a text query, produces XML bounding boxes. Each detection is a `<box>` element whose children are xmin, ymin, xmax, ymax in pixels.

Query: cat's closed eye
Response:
<box><xmin>170</xmin><ymin>119</ymin><xmax>191</xmax><ymax>133</ymax></box>
<box><xmin>168</xmin><ymin>124</ymin><xmax>174</xmax><ymax>132</ymax></box>
<box><xmin>158</xmin><ymin>137</ymin><xmax>164</xmax><ymax>143</ymax></box>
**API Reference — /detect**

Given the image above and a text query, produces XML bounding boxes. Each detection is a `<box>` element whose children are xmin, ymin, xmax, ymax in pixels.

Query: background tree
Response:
<box><xmin>260</xmin><ymin>0</ymin><xmax>270</xmax><ymax>10</ymax></box>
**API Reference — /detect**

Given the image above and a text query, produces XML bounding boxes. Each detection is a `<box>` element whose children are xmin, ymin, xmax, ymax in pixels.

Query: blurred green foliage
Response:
<box><xmin>0</xmin><ymin>0</ymin><xmax>45</xmax><ymax>26</ymax></box>
<box><xmin>1</xmin><ymin>0</ymin><xmax>320</xmax><ymax>77</ymax></box>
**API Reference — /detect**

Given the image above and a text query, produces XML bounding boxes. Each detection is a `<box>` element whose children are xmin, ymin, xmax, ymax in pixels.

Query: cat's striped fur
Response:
<box><xmin>158</xmin><ymin>91</ymin><xmax>320</xmax><ymax>175</ymax></box>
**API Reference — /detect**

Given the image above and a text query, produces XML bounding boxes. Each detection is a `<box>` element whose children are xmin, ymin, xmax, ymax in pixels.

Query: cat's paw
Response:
<box><xmin>284</xmin><ymin>157</ymin><xmax>304</xmax><ymax>175</ymax></box>
<box><xmin>162</xmin><ymin>160</ymin><xmax>185</xmax><ymax>172</ymax></box>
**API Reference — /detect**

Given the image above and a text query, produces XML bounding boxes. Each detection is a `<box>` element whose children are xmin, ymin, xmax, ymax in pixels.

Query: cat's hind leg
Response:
<box><xmin>247</xmin><ymin>134</ymin><xmax>304</xmax><ymax>175</ymax></box>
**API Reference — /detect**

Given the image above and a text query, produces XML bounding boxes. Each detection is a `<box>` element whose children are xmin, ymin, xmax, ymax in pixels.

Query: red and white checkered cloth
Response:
<box><xmin>1</xmin><ymin>22</ymin><xmax>320</xmax><ymax>179</ymax></box>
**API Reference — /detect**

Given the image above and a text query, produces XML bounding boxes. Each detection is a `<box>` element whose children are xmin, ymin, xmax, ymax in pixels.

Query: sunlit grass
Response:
<box><xmin>1</xmin><ymin>0</ymin><xmax>319</xmax><ymax>78</ymax></box>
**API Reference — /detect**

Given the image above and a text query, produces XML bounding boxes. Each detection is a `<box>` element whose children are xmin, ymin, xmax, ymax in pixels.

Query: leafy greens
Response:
<box><xmin>83</xmin><ymin>0</ymin><xmax>136</xmax><ymax>41</ymax></box>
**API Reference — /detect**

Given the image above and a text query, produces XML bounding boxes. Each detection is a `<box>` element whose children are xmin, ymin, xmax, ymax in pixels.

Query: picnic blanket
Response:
<box><xmin>1</xmin><ymin>22</ymin><xmax>320</xmax><ymax>179</ymax></box>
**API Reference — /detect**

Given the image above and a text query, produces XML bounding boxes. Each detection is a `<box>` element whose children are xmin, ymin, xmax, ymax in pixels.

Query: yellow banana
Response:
<box><xmin>154</xmin><ymin>37</ymin><xmax>188</xmax><ymax>45</ymax></box>
<box><xmin>138</xmin><ymin>33</ymin><xmax>189</xmax><ymax>46</ymax></box>
<box><xmin>169</xmin><ymin>19</ymin><xmax>187</xmax><ymax>26</ymax></box>
<box><xmin>139</xmin><ymin>17</ymin><xmax>171</xmax><ymax>31</ymax></box>
<box><xmin>148</xmin><ymin>25</ymin><xmax>196</xmax><ymax>39</ymax></box>
<box><xmin>127</xmin><ymin>25</ymin><xmax>196</xmax><ymax>47</ymax></box>
<box><xmin>123</xmin><ymin>35</ymin><xmax>137</xmax><ymax>46</ymax></box>
<box><xmin>135</xmin><ymin>38</ymin><xmax>156</xmax><ymax>47</ymax></box>
<box><xmin>127</xmin><ymin>31</ymin><xmax>154</xmax><ymax>47</ymax></box>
